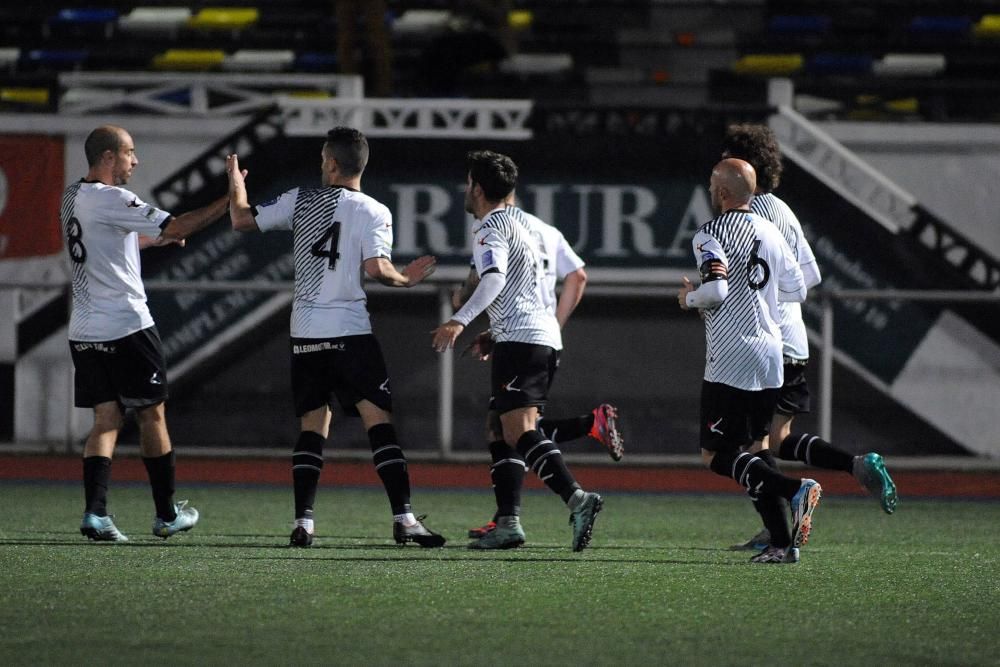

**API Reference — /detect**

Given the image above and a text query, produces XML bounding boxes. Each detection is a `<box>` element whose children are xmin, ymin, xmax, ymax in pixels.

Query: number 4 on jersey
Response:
<box><xmin>311</xmin><ymin>222</ymin><xmax>342</xmax><ymax>270</ymax></box>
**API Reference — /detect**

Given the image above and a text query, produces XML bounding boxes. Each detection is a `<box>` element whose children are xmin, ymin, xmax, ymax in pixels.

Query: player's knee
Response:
<box><xmin>485</xmin><ymin>412</ymin><xmax>503</xmax><ymax>443</ymax></box>
<box><xmin>136</xmin><ymin>402</ymin><xmax>166</xmax><ymax>427</ymax></box>
<box><xmin>92</xmin><ymin>404</ymin><xmax>123</xmax><ymax>433</ymax></box>
<box><xmin>700</xmin><ymin>449</ymin><xmax>715</xmax><ymax>468</ymax></box>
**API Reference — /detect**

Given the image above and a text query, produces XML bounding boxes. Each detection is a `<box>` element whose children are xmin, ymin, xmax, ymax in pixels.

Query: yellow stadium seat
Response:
<box><xmin>733</xmin><ymin>53</ymin><xmax>804</xmax><ymax>75</ymax></box>
<box><xmin>885</xmin><ymin>97</ymin><xmax>919</xmax><ymax>114</ymax></box>
<box><xmin>973</xmin><ymin>14</ymin><xmax>1000</xmax><ymax>38</ymax></box>
<box><xmin>188</xmin><ymin>7</ymin><xmax>259</xmax><ymax>30</ymax></box>
<box><xmin>508</xmin><ymin>10</ymin><xmax>533</xmax><ymax>30</ymax></box>
<box><xmin>0</xmin><ymin>87</ymin><xmax>50</xmax><ymax>105</ymax></box>
<box><xmin>152</xmin><ymin>49</ymin><xmax>226</xmax><ymax>71</ymax></box>
<box><xmin>280</xmin><ymin>90</ymin><xmax>332</xmax><ymax>99</ymax></box>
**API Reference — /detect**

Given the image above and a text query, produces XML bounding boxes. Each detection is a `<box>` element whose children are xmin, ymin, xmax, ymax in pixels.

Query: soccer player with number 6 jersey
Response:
<box><xmin>678</xmin><ymin>158</ymin><xmax>819</xmax><ymax>564</ymax></box>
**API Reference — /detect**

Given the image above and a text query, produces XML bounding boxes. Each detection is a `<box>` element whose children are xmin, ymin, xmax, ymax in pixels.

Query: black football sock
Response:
<box><xmin>757</xmin><ymin>448</ymin><xmax>780</xmax><ymax>470</ymax></box>
<box><xmin>515</xmin><ymin>430</ymin><xmax>581</xmax><ymax>503</ymax></box>
<box><xmin>368</xmin><ymin>423</ymin><xmax>411</xmax><ymax>515</ymax></box>
<box><xmin>293</xmin><ymin>430</ymin><xmax>326</xmax><ymax>519</ymax></box>
<box><xmin>751</xmin><ymin>492</ymin><xmax>792</xmax><ymax>549</ymax></box>
<box><xmin>142</xmin><ymin>451</ymin><xmax>176</xmax><ymax>521</ymax></box>
<box><xmin>750</xmin><ymin>449</ymin><xmax>787</xmax><ymax>533</ymax></box>
<box><xmin>489</xmin><ymin>440</ymin><xmax>525</xmax><ymax>517</ymax></box>
<box><xmin>537</xmin><ymin>414</ymin><xmax>594</xmax><ymax>443</ymax></box>
<box><xmin>710</xmin><ymin>449</ymin><xmax>802</xmax><ymax>500</ymax></box>
<box><xmin>83</xmin><ymin>456</ymin><xmax>111</xmax><ymax>517</ymax></box>
<box><xmin>779</xmin><ymin>433</ymin><xmax>854</xmax><ymax>473</ymax></box>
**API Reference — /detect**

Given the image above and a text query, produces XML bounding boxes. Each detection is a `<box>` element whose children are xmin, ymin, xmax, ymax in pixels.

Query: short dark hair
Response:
<box><xmin>324</xmin><ymin>127</ymin><xmax>369</xmax><ymax>176</ymax></box>
<box><xmin>466</xmin><ymin>150</ymin><xmax>517</xmax><ymax>202</ymax></box>
<box><xmin>84</xmin><ymin>126</ymin><xmax>124</xmax><ymax>167</ymax></box>
<box><xmin>721</xmin><ymin>124</ymin><xmax>783</xmax><ymax>192</ymax></box>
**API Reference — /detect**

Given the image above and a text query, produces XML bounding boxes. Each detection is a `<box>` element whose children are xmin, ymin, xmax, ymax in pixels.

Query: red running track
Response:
<box><xmin>1</xmin><ymin>455</ymin><xmax>997</xmax><ymax>498</ymax></box>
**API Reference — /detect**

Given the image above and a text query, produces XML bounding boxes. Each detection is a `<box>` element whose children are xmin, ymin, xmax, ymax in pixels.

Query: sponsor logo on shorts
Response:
<box><xmin>502</xmin><ymin>376</ymin><xmax>523</xmax><ymax>393</ymax></box>
<box><xmin>708</xmin><ymin>417</ymin><xmax>724</xmax><ymax>435</ymax></box>
<box><xmin>72</xmin><ymin>342</ymin><xmax>116</xmax><ymax>353</ymax></box>
<box><xmin>379</xmin><ymin>378</ymin><xmax>391</xmax><ymax>395</ymax></box>
<box><xmin>292</xmin><ymin>341</ymin><xmax>346</xmax><ymax>354</ymax></box>
<box><xmin>149</xmin><ymin>371</ymin><xmax>164</xmax><ymax>386</ymax></box>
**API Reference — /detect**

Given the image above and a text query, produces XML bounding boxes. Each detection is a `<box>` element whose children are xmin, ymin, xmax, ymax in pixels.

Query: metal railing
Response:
<box><xmin>4</xmin><ymin>280</ymin><xmax>999</xmax><ymax>458</ymax></box>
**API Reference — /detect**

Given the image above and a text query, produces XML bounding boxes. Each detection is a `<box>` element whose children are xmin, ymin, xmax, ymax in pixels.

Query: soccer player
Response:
<box><xmin>721</xmin><ymin>124</ymin><xmax>898</xmax><ymax>551</ymax></box>
<box><xmin>65</xmin><ymin>125</ymin><xmax>222</xmax><ymax>542</ymax></box>
<box><xmin>225</xmin><ymin>127</ymin><xmax>445</xmax><ymax>548</ymax></box>
<box><xmin>457</xmin><ymin>194</ymin><xmax>624</xmax><ymax>539</ymax></box>
<box><xmin>431</xmin><ymin>150</ymin><xmax>603</xmax><ymax>552</ymax></box>
<box><xmin>677</xmin><ymin>158</ymin><xmax>819</xmax><ymax>564</ymax></box>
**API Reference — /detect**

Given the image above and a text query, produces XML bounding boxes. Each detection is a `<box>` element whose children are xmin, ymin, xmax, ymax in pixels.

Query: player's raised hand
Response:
<box><xmin>677</xmin><ymin>276</ymin><xmax>695</xmax><ymax>310</ymax></box>
<box><xmin>225</xmin><ymin>154</ymin><xmax>248</xmax><ymax>190</ymax></box>
<box><xmin>403</xmin><ymin>255</ymin><xmax>437</xmax><ymax>286</ymax></box>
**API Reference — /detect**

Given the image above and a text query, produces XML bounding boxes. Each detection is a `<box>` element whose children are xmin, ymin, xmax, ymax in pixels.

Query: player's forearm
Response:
<box><xmin>452</xmin><ymin>271</ymin><xmax>504</xmax><ymax>325</ymax></box>
<box><xmin>365</xmin><ymin>257</ymin><xmax>409</xmax><ymax>287</ymax></box>
<box><xmin>685</xmin><ymin>279</ymin><xmax>728</xmax><ymax>309</ymax></box>
<box><xmin>555</xmin><ymin>269</ymin><xmax>586</xmax><ymax>328</ymax></box>
<box><xmin>162</xmin><ymin>194</ymin><xmax>228</xmax><ymax>240</ymax></box>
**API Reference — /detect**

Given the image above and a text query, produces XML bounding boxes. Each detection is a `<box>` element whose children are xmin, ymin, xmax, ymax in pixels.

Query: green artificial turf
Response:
<box><xmin>0</xmin><ymin>483</ymin><xmax>997</xmax><ymax>666</ymax></box>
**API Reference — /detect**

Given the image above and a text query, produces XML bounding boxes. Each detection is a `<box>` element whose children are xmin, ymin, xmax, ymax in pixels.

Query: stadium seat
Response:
<box><xmin>873</xmin><ymin>53</ymin><xmax>946</xmax><ymax>77</ymax></box>
<box><xmin>767</xmin><ymin>14</ymin><xmax>831</xmax><ymax>35</ymax></box>
<box><xmin>51</xmin><ymin>8</ymin><xmax>119</xmax><ymax>25</ymax></box>
<box><xmin>392</xmin><ymin>9</ymin><xmax>452</xmax><ymax>35</ymax></box>
<box><xmin>23</xmin><ymin>49</ymin><xmax>89</xmax><ymax>70</ymax></box>
<box><xmin>508</xmin><ymin>10</ymin><xmax>533</xmax><ymax>31</ymax></box>
<box><xmin>499</xmin><ymin>53</ymin><xmax>573</xmax><ymax>76</ymax></box>
<box><xmin>152</xmin><ymin>49</ymin><xmax>226</xmax><ymax>71</ymax></box>
<box><xmin>188</xmin><ymin>8</ymin><xmax>260</xmax><ymax>30</ymax></box>
<box><xmin>973</xmin><ymin>14</ymin><xmax>1000</xmax><ymax>38</ymax></box>
<box><xmin>223</xmin><ymin>49</ymin><xmax>294</xmax><ymax>72</ymax></box>
<box><xmin>806</xmin><ymin>53</ymin><xmax>873</xmax><ymax>76</ymax></box>
<box><xmin>908</xmin><ymin>16</ymin><xmax>972</xmax><ymax>37</ymax></box>
<box><xmin>118</xmin><ymin>7</ymin><xmax>192</xmax><ymax>33</ymax></box>
<box><xmin>732</xmin><ymin>54</ymin><xmax>804</xmax><ymax>75</ymax></box>
<box><xmin>0</xmin><ymin>48</ymin><xmax>19</xmax><ymax>70</ymax></box>
<box><xmin>294</xmin><ymin>52</ymin><xmax>338</xmax><ymax>72</ymax></box>
<box><xmin>0</xmin><ymin>86</ymin><xmax>49</xmax><ymax>106</ymax></box>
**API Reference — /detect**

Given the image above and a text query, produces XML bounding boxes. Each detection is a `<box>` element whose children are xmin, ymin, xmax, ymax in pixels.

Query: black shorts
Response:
<box><xmin>490</xmin><ymin>342</ymin><xmax>560</xmax><ymax>415</ymax></box>
<box><xmin>775</xmin><ymin>361</ymin><xmax>811</xmax><ymax>416</ymax></box>
<box><xmin>699</xmin><ymin>380</ymin><xmax>779</xmax><ymax>453</ymax></box>
<box><xmin>290</xmin><ymin>334</ymin><xmax>392</xmax><ymax>418</ymax></box>
<box><xmin>69</xmin><ymin>326</ymin><xmax>169</xmax><ymax>409</ymax></box>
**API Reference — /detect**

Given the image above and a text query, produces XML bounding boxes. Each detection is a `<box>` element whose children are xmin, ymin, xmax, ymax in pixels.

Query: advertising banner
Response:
<box><xmin>0</xmin><ymin>135</ymin><xmax>64</xmax><ymax>260</ymax></box>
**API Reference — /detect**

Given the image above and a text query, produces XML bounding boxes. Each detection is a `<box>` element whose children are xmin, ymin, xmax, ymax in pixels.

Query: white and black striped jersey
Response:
<box><xmin>254</xmin><ymin>186</ymin><xmax>393</xmax><ymax>338</ymax></box>
<box><xmin>691</xmin><ymin>209</ymin><xmax>805</xmax><ymax>390</ymax></box>
<box><xmin>750</xmin><ymin>192</ymin><xmax>822</xmax><ymax>361</ymax></box>
<box><xmin>60</xmin><ymin>180</ymin><xmax>171</xmax><ymax>341</ymax></box>
<box><xmin>472</xmin><ymin>206</ymin><xmax>562</xmax><ymax>349</ymax></box>
<box><xmin>506</xmin><ymin>207</ymin><xmax>586</xmax><ymax>317</ymax></box>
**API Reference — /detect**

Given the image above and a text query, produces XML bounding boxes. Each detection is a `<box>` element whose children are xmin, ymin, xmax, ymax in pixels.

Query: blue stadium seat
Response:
<box><xmin>22</xmin><ymin>49</ymin><xmax>89</xmax><ymax>70</ymax></box>
<box><xmin>908</xmin><ymin>16</ymin><xmax>973</xmax><ymax>37</ymax></box>
<box><xmin>806</xmin><ymin>53</ymin><xmax>874</xmax><ymax>76</ymax></box>
<box><xmin>767</xmin><ymin>15</ymin><xmax>831</xmax><ymax>35</ymax></box>
<box><xmin>51</xmin><ymin>8</ymin><xmax>119</xmax><ymax>25</ymax></box>
<box><xmin>294</xmin><ymin>52</ymin><xmax>338</xmax><ymax>72</ymax></box>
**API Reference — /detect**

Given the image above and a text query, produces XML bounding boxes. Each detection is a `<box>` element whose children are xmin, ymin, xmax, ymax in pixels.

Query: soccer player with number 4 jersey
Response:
<box><xmin>64</xmin><ymin>125</ymin><xmax>230</xmax><ymax>542</ymax></box>
<box><xmin>678</xmin><ymin>158</ymin><xmax>819</xmax><ymax>564</ymax></box>
<box><xmin>226</xmin><ymin>127</ymin><xmax>445</xmax><ymax>548</ymax></box>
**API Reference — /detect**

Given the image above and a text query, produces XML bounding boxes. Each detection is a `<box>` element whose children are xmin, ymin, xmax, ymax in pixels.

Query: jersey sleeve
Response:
<box><xmin>253</xmin><ymin>188</ymin><xmax>299</xmax><ymax>232</ymax></box>
<box><xmin>362</xmin><ymin>203</ymin><xmax>393</xmax><ymax>261</ymax></box>
<box><xmin>554</xmin><ymin>231</ymin><xmax>585</xmax><ymax>279</ymax></box>
<box><xmin>472</xmin><ymin>224</ymin><xmax>509</xmax><ymax>277</ymax></box>
<box><xmin>692</xmin><ymin>229</ymin><xmax>729</xmax><ymax>283</ymax></box>
<box><xmin>103</xmin><ymin>188</ymin><xmax>171</xmax><ymax>236</ymax></box>
<box><xmin>774</xmin><ymin>228</ymin><xmax>807</xmax><ymax>302</ymax></box>
<box><xmin>796</xmin><ymin>233</ymin><xmax>822</xmax><ymax>289</ymax></box>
